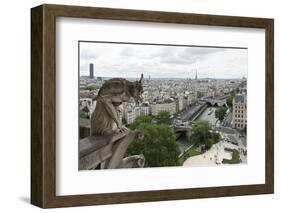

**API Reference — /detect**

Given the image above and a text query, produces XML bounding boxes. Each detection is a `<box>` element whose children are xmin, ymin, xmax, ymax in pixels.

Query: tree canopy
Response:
<box><xmin>190</xmin><ymin>121</ymin><xmax>220</xmax><ymax>149</ymax></box>
<box><xmin>129</xmin><ymin>115</ymin><xmax>152</xmax><ymax>130</ymax></box>
<box><xmin>155</xmin><ymin>111</ymin><xmax>171</xmax><ymax>125</ymax></box>
<box><xmin>85</xmin><ymin>85</ymin><xmax>99</xmax><ymax>91</ymax></box>
<box><xmin>215</xmin><ymin>107</ymin><xmax>227</xmax><ymax>122</ymax></box>
<box><xmin>226</xmin><ymin>96</ymin><xmax>234</xmax><ymax>108</ymax></box>
<box><xmin>127</xmin><ymin>115</ymin><xmax>180</xmax><ymax>167</ymax></box>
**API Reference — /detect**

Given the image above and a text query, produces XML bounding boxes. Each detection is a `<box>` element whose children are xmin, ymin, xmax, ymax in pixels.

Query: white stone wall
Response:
<box><xmin>151</xmin><ymin>102</ymin><xmax>176</xmax><ymax>116</ymax></box>
<box><xmin>140</xmin><ymin>106</ymin><xmax>149</xmax><ymax>116</ymax></box>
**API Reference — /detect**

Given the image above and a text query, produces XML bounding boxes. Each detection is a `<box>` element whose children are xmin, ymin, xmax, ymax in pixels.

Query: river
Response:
<box><xmin>195</xmin><ymin>106</ymin><xmax>218</xmax><ymax>125</ymax></box>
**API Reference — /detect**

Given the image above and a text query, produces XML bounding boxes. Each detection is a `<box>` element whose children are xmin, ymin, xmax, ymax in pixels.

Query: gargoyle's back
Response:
<box><xmin>98</xmin><ymin>78</ymin><xmax>129</xmax><ymax>96</ymax></box>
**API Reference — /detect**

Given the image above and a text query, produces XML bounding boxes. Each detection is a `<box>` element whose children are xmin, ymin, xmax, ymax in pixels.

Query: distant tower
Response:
<box><xmin>89</xmin><ymin>63</ymin><xmax>94</xmax><ymax>79</ymax></box>
<box><xmin>195</xmin><ymin>69</ymin><xmax>198</xmax><ymax>80</ymax></box>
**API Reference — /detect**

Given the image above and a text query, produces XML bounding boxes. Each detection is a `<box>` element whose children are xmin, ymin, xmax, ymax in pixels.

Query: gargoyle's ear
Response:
<box><xmin>139</xmin><ymin>74</ymin><xmax>143</xmax><ymax>83</ymax></box>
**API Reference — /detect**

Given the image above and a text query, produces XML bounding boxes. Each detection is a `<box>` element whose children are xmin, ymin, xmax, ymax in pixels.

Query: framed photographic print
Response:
<box><xmin>31</xmin><ymin>4</ymin><xmax>274</xmax><ymax>208</ymax></box>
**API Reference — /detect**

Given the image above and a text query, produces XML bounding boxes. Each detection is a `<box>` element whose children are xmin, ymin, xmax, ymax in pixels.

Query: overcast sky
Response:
<box><xmin>79</xmin><ymin>42</ymin><xmax>247</xmax><ymax>79</ymax></box>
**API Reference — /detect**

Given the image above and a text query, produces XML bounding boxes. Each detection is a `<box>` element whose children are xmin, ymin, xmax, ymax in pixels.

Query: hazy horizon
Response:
<box><xmin>79</xmin><ymin>41</ymin><xmax>248</xmax><ymax>79</ymax></box>
<box><xmin>80</xmin><ymin>75</ymin><xmax>247</xmax><ymax>80</ymax></box>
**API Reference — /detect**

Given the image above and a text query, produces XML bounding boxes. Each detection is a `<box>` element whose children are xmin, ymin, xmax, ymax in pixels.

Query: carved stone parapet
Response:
<box><xmin>79</xmin><ymin>129</ymin><xmax>145</xmax><ymax>170</ymax></box>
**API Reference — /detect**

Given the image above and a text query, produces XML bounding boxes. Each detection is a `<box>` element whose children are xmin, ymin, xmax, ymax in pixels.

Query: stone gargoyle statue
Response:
<box><xmin>91</xmin><ymin>74</ymin><xmax>144</xmax><ymax>135</ymax></box>
<box><xmin>88</xmin><ymin>74</ymin><xmax>145</xmax><ymax>169</ymax></box>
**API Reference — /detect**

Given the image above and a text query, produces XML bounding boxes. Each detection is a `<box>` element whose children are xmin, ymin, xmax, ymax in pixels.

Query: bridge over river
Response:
<box><xmin>172</xmin><ymin>94</ymin><xmax>230</xmax><ymax>141</ymax></box>
<box><xmin>173</xmin><ymin>94</ymin><xmax>230</xmax><ymax>124</ymax></box>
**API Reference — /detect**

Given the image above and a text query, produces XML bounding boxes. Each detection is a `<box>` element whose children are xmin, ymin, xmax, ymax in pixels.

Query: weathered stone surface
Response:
<box><xmin>90</xmin><ymin>74</ymin><xmax>144</xmax><ymax>136</ymax></box>
<box><xmin>79</xmin><ymin>144</ymin><xmax>113</xmax><ymax>170</ymax></box>
<box><xmin>79</xmin><ymin>75</ymin><xmax>146</xmax><ymax>170</ymax></box>
<box><xmin>106</xmin><ymin>129</ymin><xmax>144</xmax><ymax>169</ymax></box>
<box><xmin>79</xmin><ymin>131</ymin><xmax>128</xmax><ymax>158</ymax></box>
<box><xmin>119</xmin><ymin>155</ymin><xmax>145</xmax><ymax>168</ymax></box>
<box><xmin>79</xmin><ymin>130</ymin><xmax>145</xmax><ymax>170</ymax></box>
<box><xmin>79</xmin><ymin>118</ymin><xmax>91</xmax><ymax>139</ymax></box>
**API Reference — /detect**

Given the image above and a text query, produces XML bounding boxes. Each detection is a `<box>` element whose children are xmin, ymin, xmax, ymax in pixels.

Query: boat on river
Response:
<box><xmin>207</xmin><ymin>108</ymin><xmax>214</xmax><ymax>115</ymax></box>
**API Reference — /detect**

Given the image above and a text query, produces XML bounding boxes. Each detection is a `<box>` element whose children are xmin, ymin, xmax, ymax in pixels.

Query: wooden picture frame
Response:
<box><xmin>31</xmin><ymin>4</ymin><xmax>274</xmax><ymax>208</ymax></box>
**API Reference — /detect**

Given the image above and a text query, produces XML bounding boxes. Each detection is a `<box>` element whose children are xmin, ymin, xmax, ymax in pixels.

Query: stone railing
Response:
<box><xmin>79</xmin><ymin>129</ymin><xmax>145</xmax><ymax>170</ymax></box>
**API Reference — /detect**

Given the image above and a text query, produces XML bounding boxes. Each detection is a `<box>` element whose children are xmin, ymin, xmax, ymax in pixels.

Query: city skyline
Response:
<box><xmin>79</xmin><ymin>42</ymin><xmax>248</xmax><ymax>169</ymax></box>
<box><xmin>79</xmin><ymin>41</ymin><xmax>248</xmax><ymax>79</ymax></box>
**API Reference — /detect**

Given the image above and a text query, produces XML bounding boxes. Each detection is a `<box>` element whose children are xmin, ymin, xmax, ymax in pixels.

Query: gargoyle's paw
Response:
<box><xmin>121</xmin><ymin>127</ymin><xmax>129</xmax><ymax>132</ymax></box>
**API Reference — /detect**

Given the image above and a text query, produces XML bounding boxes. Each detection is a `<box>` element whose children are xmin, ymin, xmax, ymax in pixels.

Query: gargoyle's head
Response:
<box><xmin>132</xmin><ymin>74</ymin><xmax>144</xmax><ymax>105</ymax></box>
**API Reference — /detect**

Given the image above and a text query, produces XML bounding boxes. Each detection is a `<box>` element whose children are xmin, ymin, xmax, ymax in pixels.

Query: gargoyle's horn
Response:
<box><xmin>139</xmin><ymin>74</ymin><xmax>143</xmax><ymax>83</ymax></box>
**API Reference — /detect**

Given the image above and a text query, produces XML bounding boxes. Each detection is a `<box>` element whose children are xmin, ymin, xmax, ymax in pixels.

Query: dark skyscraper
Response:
<box><xmin>89</xmin><ymin>63</ymin><xmax>94</xmax><ymax>79</ymax></box>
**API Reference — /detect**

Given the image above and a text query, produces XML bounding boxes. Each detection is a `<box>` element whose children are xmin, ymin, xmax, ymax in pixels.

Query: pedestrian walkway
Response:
<box><xmin>183</xmin><ymin>141</ymin><xmax>240</xmax><ymax>167</ymax></box>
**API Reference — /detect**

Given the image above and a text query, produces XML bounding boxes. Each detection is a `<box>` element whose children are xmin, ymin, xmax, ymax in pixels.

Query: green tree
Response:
<box><xmin>129</xmin><ymin>115</ymin><xmax>152</xmax><ymax>130</ymax></box>
<box><xmin>85</xmin><ymin>85</ymin><xmax>99</xmax><ymax>91</ymax></box>
<box><xmin>190</xmin><ymin>121</ymin><xmax>220</xmax><ymax>150</ymax></box>
<box><xmin>127</xmin><ymin>120</ymin><xmax>180</xmax><ymax>167</ymax></box>
<box><xmin>190</xmin><ymin>121</ymin><xmax>213</xmax><ymax>149</ymax></box>
<box><xmin>155</xmin><ymin>111</ymin><xmax>171</xmax><ymax>125</ymax></box>
<box><xmin>226</xmin><ymin>96</ymin><xmax>234</xmax><ymax>108</ymax></box>
<box><xmin>211</xmin><ymin>132</ymin><xmax>221</xmax><ymax>145</ymax></box>
<box><xmin>215</xmin><ymin>107</ymin><xmax>227</xmax><ymax>122</ymax></box>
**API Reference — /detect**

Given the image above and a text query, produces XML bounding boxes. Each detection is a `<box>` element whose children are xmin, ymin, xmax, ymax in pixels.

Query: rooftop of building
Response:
<box><xmin>233</xmin><ymin>94</ymin><xmax>247</xmax><ymax>104</ymax></box>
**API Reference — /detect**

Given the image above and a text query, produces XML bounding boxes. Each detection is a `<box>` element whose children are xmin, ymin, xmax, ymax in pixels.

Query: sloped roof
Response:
<box><xmin>234</xmin><ymin>94</ymin><xmax>246</xmax><ymax>104</ymax></box>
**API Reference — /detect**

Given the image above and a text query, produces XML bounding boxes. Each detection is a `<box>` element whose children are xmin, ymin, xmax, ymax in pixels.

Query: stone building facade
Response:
<box><xmin>232</xmin><ymin>94</ymin><xmax>247</xmax><ymax>129</ymax></box>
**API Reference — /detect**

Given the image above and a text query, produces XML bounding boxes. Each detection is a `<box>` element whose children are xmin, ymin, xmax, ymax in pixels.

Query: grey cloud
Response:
<box><xmin>160</xmin><ymin>46</ymin><xmax>225</xmax><ymax>65</ymax></box>
<box><xmin>181</xmin><ymin>47</ymin><xmax>225</xmax><ymax>56</ymax></box>
<box><xmin>120</xmin><ymin>46</ymin><xmax>158</xmax><ymax>59</ymax></box>
<box><xmin>80</xmin><ymin>48</ymin><xmax>99</xmax><ymax>60</ymax></box>
<box><xmin>79</xmin><ymin>42</ymin><xmax>246</xmax><ymax>79</ymax></box>
<box><xmin>120</xmin><ymin>47</ymin><xmax>134</xmax><ymax>57</ymax></box>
